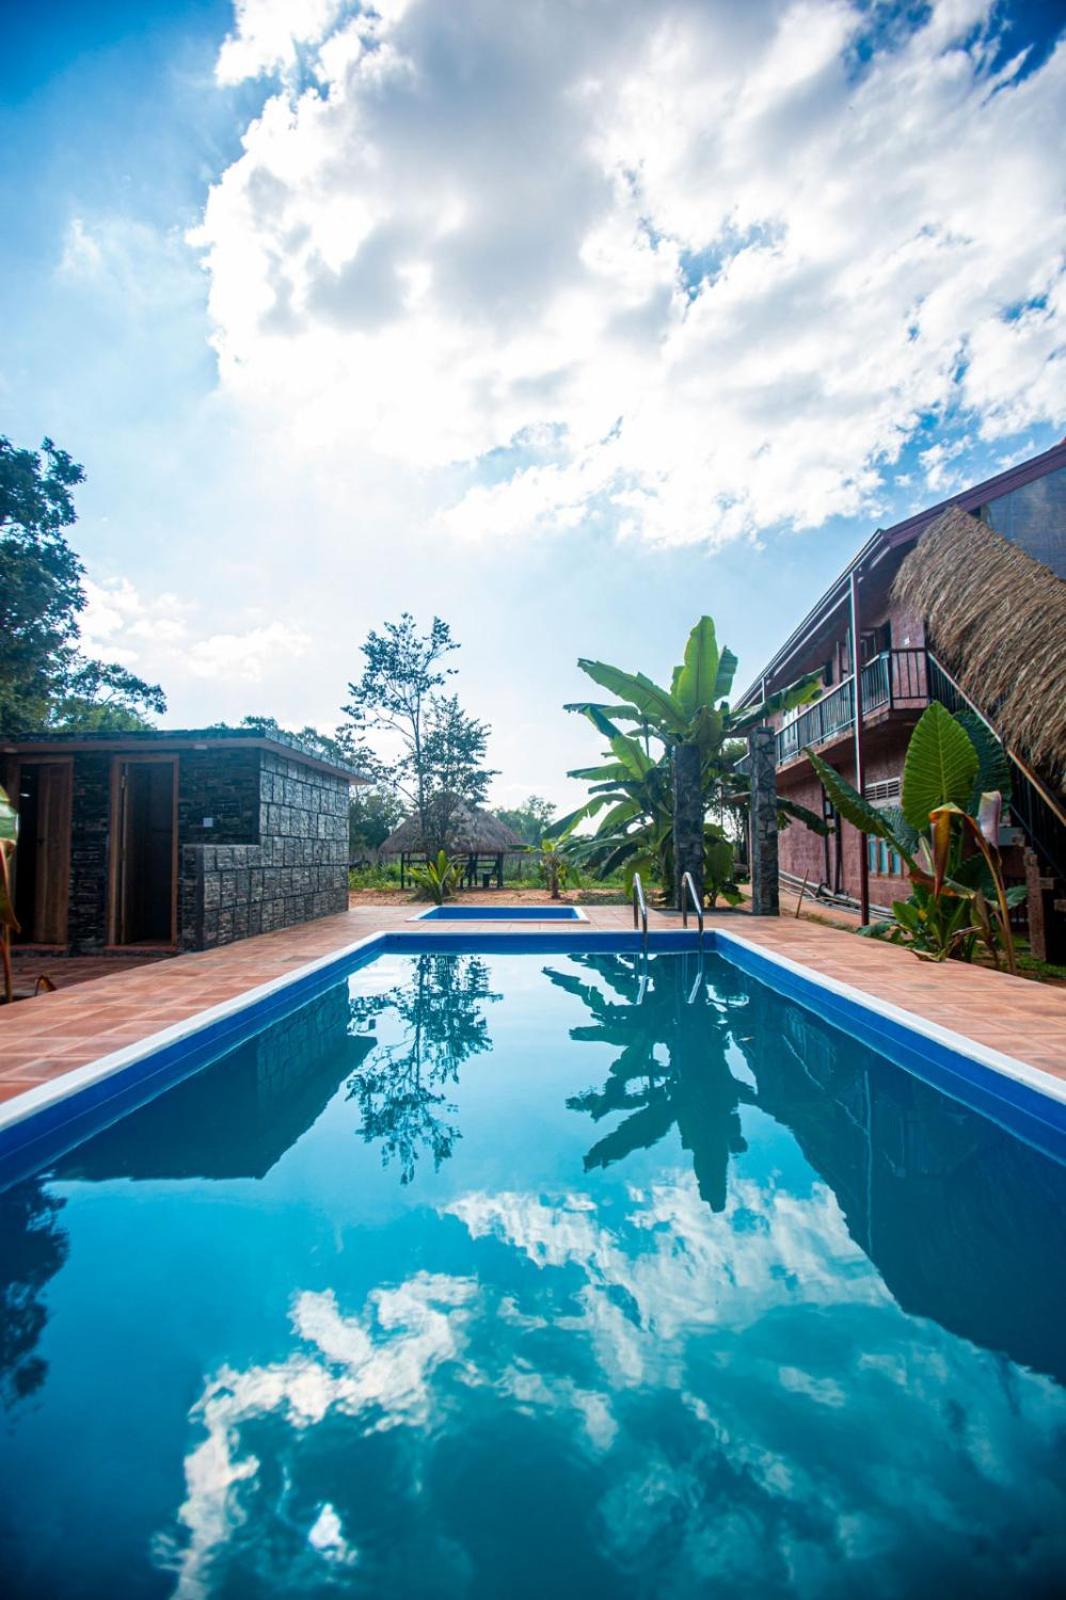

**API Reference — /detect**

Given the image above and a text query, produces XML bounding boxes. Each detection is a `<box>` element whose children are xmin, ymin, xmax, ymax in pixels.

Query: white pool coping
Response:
<box><xmin>0</xmin><ymin>925</ymin><xmax>1061</xmax><ymax>1148</ymax></box>
<box><xmin>713</xmin><ymin>928</ymin><xmax>1066</xmax><ymax>1109</ymax></box>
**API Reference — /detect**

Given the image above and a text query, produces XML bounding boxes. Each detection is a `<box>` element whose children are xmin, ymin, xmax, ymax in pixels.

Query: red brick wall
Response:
<box><xmin>778</xmin><ymin>743</ymin><xmax>910</xmax><ymax>908</ymax></box>
<box><xmin>767</xmin><ymin>590</ymin><xmax>928</xmax><ymax>909</ymax></box>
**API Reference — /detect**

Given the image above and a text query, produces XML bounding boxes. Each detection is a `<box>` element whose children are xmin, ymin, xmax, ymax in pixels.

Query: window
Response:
<box><xmin>868</xmin><ymin>838</ymin><xmax>904</xmax><ymax>877</ymax></box>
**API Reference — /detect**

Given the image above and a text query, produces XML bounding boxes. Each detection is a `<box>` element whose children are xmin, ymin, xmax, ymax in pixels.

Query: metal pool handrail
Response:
<box><xmin>632</xmin><ymin>872</ymin><xmax>648</xmax><ymax>953</ymax></box>
<box><xmin>681</xmin><ymin>871</ymin><xmax>704</xmax><ymax>949</ymax></box>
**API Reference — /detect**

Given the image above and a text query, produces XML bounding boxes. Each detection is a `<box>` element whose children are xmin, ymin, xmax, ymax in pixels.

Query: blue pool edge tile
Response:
<box><xmin>1</xmin><ymin>925</ymin><xmax>1062</xmax><ymax>1187</ymax></box>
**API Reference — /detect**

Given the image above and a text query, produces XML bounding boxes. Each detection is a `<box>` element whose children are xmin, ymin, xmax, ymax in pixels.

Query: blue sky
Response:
<box><xmin>2</xmin><ymin>0</ymin><xmax>1064</xmax><ymax>807</ymax></box>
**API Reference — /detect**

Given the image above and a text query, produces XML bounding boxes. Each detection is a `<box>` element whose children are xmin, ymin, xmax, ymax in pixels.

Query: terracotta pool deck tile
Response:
<box><xmin>0</xmin><ymin>903</ymin><xmax>1062</xmax><ymax>1104</ymax></box>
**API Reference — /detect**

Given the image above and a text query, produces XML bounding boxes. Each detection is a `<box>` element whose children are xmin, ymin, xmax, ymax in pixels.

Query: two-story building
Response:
<box><xmin>736</xmin><ymin>439</ymin><xmax>1066</xmax><ymax>946</ymax></box>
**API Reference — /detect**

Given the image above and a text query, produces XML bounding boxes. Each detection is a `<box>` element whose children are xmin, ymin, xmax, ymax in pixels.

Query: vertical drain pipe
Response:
<box><xmin>849</xmin><ymin>565</ymin><xmax>870</xmax><ymax>926</ymax></box>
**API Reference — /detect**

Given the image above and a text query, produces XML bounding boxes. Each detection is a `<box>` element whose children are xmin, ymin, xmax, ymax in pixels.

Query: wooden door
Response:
<box><xmin>111</xmin><ymin>758</ymin><xmax>177</xmax><ymax>945</ymax></box>
<box><xmin>12</xmin><ymin>761</ymin><xmax>72</xmax><ymax>945</ymax></box>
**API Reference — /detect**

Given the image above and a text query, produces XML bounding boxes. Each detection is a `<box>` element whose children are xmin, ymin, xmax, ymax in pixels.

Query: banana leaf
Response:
<box><xmin>575</xmin><ymin>660</ymin><xmax>687</xmax><ymax>737</ymax></box>
<box><xmin>673</xmin><ymin>617</ymin><xmax>720</xmax><ymax>721</ymax></box>
<box><xmin>955</xmin><ymin>710</ymin><xmax>1012</xmax><ymax>812</ymax></box>
<box><xmin>902</xmin><ymin>702</ymin><xmax>979</xmax><ymax>832</ymax></box>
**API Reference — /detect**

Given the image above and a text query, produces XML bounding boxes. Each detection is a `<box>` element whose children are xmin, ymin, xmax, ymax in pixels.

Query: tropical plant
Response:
<box><xmin>806</xmin><ymin>702</ymin><xmax>1023</xmax><ymax>972</ymax></box>
<box><xmin>704</xmin><ymin>829</ymin><xmax>742</xmax><ymax>908</ymax></box>
<box><xmin>558</xmin><ymin>616</ymin><xmax>822</xmax><ymax>900</ymax></box>
<box><xmin>0</xmin><ymin>785</ymin><xmax>18</xmax><ymax>1004</ymax></box>
<box><xmin>409</xmin><ymin>848</ymin><xmax>462</xmax><ymax>905</ymax></box>
<box><xmin>538</xmin><ymin>837</ymin><xmax>571</xmax><ymax>899</ymax></box>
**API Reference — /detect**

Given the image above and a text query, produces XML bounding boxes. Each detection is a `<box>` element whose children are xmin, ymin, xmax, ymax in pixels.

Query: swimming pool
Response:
<box><xmin>413</xmin><ymin>904</ymin><xmax>587</xmax><ymax>920</ymax></box>
<box><xmin>1</xmin><ymin>936</ymin><xmax>1064</xmax><ymax>1597</ymax></box>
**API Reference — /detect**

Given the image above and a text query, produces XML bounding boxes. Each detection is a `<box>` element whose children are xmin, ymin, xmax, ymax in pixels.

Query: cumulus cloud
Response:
<box><xmin>190</xmin><ymin>0</ymin><xmax>1065</xmax><ymax>549</ymax></box>
<box><xmin>156</xmin><ymin>1174</ymin><xmax>1066</xmax><ymax>1595</ymax></box>
<box><xmin>81</xmin><ymin>576</ymin><xmax>310</xmax><ymax>692</ymax></box>
<box><xmin>160</xmin><ymin>1274</ymin><xmax>476</xmax><ymax>1597</ymax></box>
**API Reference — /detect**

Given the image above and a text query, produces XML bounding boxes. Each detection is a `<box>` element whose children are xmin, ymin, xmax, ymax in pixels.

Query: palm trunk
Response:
<box><xmin>672</xmin><ymin>742</ymin><xmax>704</xmax><ymax>911</ymax></box>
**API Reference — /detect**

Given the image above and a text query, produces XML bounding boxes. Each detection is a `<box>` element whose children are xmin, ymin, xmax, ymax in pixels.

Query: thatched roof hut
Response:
<box><xmin>892</xmin><ymin>505</ymin><xmax>1066</xmax><ymax>779</ymax></box>
<box><xmin>380</xmin><ymin>805</ymin><xmax>524</xmax><ymax>856</ymax></box>
<box><xmin>380</xmin><ymin>805</ymin><xmax>525</xmax><ymax>890</ymax></box>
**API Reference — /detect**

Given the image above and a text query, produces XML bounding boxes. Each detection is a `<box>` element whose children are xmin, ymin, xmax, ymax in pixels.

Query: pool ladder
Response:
<box><xmin>631</xmin><ymin>872</ymin><xmax>649</xmax><ymax>953</ymax></box>
<box><xmin>681</xmin><ymin>871</ymin><xmax>705</xmax><ymax>951</ymax></box>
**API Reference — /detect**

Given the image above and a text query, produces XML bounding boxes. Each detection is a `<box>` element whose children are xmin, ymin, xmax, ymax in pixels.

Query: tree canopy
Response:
<box><xmin>0</xmin><ymin>435</ymin><xmax>166</xmax><ymax>734</ymax></box>
<box><xmin>340</xmin><ymin>613</ymin><xmax>496</xmax><ymax>853</ymax></box>
<box><xmin>492</xmin><ymin>794</ymin><xmax>557</xmax><ymax>845</ymax></box>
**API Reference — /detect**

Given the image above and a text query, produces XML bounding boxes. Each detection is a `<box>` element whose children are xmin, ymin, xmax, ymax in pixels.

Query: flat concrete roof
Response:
<box><xmin>1</xmin><ymin>726</ymin><xmax>366</xmax><ymax>785</ymax></box>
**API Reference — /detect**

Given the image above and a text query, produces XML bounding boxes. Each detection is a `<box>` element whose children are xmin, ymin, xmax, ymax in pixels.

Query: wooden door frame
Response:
<box><xmin>9</xmin><ymin>755</ymin><xmax>74</xmax><ymax>948</ymax></box>
<box><xmin>107</xmin><ymin>754</ymin><xmax>180</xmax><ymax>948</ymax></box>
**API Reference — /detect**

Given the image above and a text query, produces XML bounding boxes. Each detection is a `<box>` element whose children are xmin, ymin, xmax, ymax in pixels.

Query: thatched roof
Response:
<box><xmin>893</xmin><ymin>505</ymin><xmax>1066</xmax><ymax>780</ymax></box>
<box><xmin>380</xmin><ymin>804</ymin><xmax>524</xmax><ymax>854</ymax></box>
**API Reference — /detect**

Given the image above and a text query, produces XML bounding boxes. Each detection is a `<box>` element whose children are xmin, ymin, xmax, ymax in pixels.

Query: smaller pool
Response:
<box><xmin>413</xmin><ymin>904</ymin><xmax>587</xmax><ymax>921</ymax></box>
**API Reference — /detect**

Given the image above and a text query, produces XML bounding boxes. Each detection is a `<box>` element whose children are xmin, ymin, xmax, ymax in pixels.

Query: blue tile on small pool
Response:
<box><xmin>413</xmin><ymin>904</ymin><xmax>587</xmax><ymax>921</ymax></box>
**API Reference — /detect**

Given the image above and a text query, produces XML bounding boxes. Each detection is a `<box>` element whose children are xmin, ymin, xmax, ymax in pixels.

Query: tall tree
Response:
<box><xmin>492</xmin><ymin>794</ymin><xmax>557</xmax><ymax>845</ymax></box>
<box><xmin>349</xmin><ymin>785</ymin><xmax>404</xmax><ymax>857</ymax></box>
<box><xmin>341</xmin><ymin>614</ymin><xmax>495</xmax><ymax>848</ymax></box>
<box><xmin>418</xmin><ymin>694</ymin><xmax>495</xmax><ymax>853</ymax></box>
<box><xmin>0</xmin><ymin>436</ymin><xmax>165</xmax><ymax>733</ymax></box>
<box><xmin>49</xmin><ymin>661</ymin><xmax>167</xmax><ymax>732</ymax></box>
<box><xmin>1</xmin><ymin>436</ymin><xmax>87</xmax><ymax>731</ymax></box>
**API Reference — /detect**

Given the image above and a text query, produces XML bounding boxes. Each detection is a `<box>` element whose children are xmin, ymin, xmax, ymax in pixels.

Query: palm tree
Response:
<box><xmin>558</xmin><ymin>618</ymin><xmax>821</xmax><ymax>902</ymax></box>
<box><xmin>545</xmin><ymin>952</ymin><xmax>756</xmax><ymax>1212</ymax></box>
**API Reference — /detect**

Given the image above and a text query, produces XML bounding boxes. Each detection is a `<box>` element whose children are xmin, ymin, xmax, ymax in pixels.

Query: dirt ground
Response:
<box><xmin>347</xmin><ymin>886</ymin><xmax>629</xmax><ymax>908</ymax></box>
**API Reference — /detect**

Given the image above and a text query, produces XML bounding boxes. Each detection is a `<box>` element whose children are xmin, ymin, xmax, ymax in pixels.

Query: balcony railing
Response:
<box><xmin>776</xmin><ymin>648</ymin><xmax>929</xmax><ymax>765</ymax></box>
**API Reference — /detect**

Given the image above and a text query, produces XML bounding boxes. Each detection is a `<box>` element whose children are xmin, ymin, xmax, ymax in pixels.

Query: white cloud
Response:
<box><xmin>186</xmin><ymin>621</ymin><xmax>310</xmax><ymax>682</ymax></box>
<box><xmin>190</xmin><ymin>0</ymin><xmax>1066</xmax><ymax>550</ymax></box>
<box><xmin>154</xmin><ymin>1174</ymin><xmax>1066</xmax><ymax>1595</ymax></box>
<box><xmin>58</xmin><ymin>214</ymin><xmax>201</xmax><ymax>315</ymax></box>
<box><xmin>81</xmin><ymin>577</ymin><xmax>191</xmax><ymax>663</ymax></box>
<box><xmin>80</xmin><ymin>576</ymin><xmax>310</xmax><ymax>698</ymax></box>
<box><xmin>215</xmin><ymin>0</ymin><xmax>346</xmax><ymax>85</ymax></box>
<box><xmin>160</xmin><ymin>1273</ymin><xmax>475</xmax><ymax>1597</ymax></box>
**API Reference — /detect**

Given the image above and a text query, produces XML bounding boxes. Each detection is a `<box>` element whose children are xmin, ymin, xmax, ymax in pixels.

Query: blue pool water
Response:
<box><xmin>415</xmin><ymin>904</ymin><xmax>586</xmax><ymax>919</ymax></box>
<box><xmin>1</xmin><ymin>947</ymin><xmax>1064</xmax><ymax>1598</ymax></box>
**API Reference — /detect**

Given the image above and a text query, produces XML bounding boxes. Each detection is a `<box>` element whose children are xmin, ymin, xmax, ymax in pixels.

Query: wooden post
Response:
<box><xmin>849</xmin><ymin>568</ymin><xmax>870</xmax><ymax>925</ymax></box>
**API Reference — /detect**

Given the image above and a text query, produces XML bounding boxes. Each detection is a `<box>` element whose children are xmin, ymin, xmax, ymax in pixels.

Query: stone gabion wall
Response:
<box><xmin>748</xmin><ymin>726</ymin><xmax>780</xmax><ymax>916</ymax></box>
<box><xmin>181</xmin><ymin>751</ymin><xmax>349</xmax><ymax>950</ymax></box>
<box><xmin>179</xmin><ymin>749</ymin><xmax>261</xmax><ymax>845</ymax></box>
<box><xmin>68</xmin><ymin>754</ymin><xmax>113</xmax><ymax>951</ymax></box>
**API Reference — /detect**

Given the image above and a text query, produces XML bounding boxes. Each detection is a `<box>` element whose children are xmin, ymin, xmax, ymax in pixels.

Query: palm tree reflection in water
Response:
<box><xmin>548</xmin><ymin>952</ymin><xmax>755</xmax><ymax>1212</ymax></box>
<box><xmin>346</xmin><ymin>953</ymin><xmax>501</xmax><ymax>1184</ymax></box>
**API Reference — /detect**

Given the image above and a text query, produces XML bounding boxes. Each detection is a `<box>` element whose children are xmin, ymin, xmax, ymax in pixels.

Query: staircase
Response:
<box><xmin>926</xmin><ymin>652</ymin><xmax>1066</xmax><ymax>961</ymax></box>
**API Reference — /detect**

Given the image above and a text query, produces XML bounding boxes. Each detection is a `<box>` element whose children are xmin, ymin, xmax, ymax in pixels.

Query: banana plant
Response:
<box><xmin>1</xmin><ymin>785</ymin><xmax>18</xmax><ymax>1004</ymax></box>
<box><xmin>409</xmin><ymin>849</ymin><xmax>462</xmax><ymax>905</ymax></box>
<box><xmin>538</xmin><ymin>837</ymin><xmax>571</xmax><ymax>899</ymax></box>
<box><xmin>554</xmin><ymin>728</ymin><xmax>675</xmax><ymax>891</ymax></box>
<box><xmin>568</xmin><ymin>615</ymin><xmax>820</xmax><ymax>761</ymax></box>
<box><xmin>559</xmin><ymin>617</ymin><xmax>822</xmax><ymax>898</ymax></box>
<box><xmin>806</xmin><ymin>702</ymin><xmax>1022</xmax><ymax>972</ymax></box>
